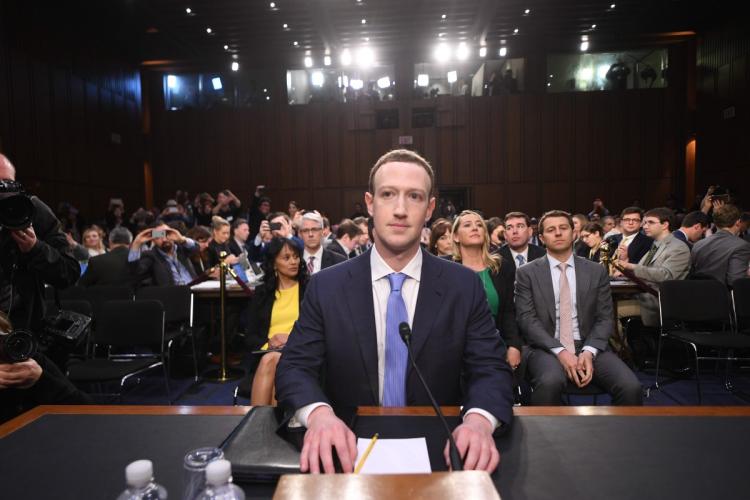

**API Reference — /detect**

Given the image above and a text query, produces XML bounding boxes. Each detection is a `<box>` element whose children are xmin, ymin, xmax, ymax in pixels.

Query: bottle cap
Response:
<box><xmin>125</xmin><ymin>460</ymin><xmax>153</xmax><ymax>488</ymax></box>
<box><xmin>205</xmin><ymin>459</ymin><xmax>232</xmax><ymax>486</ymax></box>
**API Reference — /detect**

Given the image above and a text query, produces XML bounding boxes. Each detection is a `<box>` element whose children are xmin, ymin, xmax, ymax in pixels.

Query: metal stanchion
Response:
<box><xmin>204</xmin><ymin>251</ymin><xmax>244</xmax><ymax>382</ymax></box>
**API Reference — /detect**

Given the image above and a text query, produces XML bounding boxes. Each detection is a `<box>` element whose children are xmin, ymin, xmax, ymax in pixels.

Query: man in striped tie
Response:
<box><xmin>515</xmin><ymin>210</ymin><xmax>643</xmax><ymax>406</ymax></box>
<box><xmin>276</xmin><ymin>149</ymin><xmax>513</xmax><ymax>474</ymax></box>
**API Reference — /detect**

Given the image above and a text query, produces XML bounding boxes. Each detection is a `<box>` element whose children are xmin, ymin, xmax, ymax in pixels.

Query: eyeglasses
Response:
<box><xmin>622</xmin><ymin>218</ymin><xmax>642</xmax><ymax>223</ymax></box>
<box><xmin>298</xmin><ymin>228</ymin><xmax>322</xmax><ymax>235</ymax></box>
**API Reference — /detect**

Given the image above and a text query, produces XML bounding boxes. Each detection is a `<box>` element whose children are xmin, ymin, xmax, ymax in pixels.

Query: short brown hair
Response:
<box><xmin>644</xmin><ymin>207</ymin><xmax>675</xmax><ymax>230</ymax></box>
<box><xmin>368</xmin><ymin>149</ymin><xmax>435</xmax><ymax>196</ymax></box>
<box><xmin>336</xmin><ymin>219</ymin><xmax>364</xmax><ymax>239</ymax></box>
<box><xmin>713</xmin><ymin>204</ymin><xmax>742</xmax><ymax>229</ymax></box>
<box><xmin>582</xmin><ymin>222</ymin><xmax>604</xmax><ymax>237</ymax></box>
<box><xmin>504</xmin><ymin>211</ymin><xmax>531</xmax><ymax>226</ymax></box>
<box><xmin>539</xmin><ymin>210</ymin><xmax>575</xmax><ymax>233</ymax></box>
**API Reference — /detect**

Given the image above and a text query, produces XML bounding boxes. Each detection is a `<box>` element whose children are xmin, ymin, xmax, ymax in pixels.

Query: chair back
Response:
<box><xmin>658</xmin><ymin>280</ymin><xmax>732</xmax><ymax>326</ymax></box>
<box><xmin>731</xmin><ymin>278</ymin><xmax>750</xmax><ymax>333</ymax></box>
<box><xmin>94</xmin><ymin>300</ymin><xmax>164</xmax><ymax>347</ymax></box>
<box><xmin>135</xmin><ymin>285</ymin><xmax>192</xmax><ymax>325</ymax></box>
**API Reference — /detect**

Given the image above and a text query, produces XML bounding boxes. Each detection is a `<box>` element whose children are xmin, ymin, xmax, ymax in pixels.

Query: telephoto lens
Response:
<box><xmin>0</xmin><ymin>330</ymin><xmax>37</xmax><ymax>363</ymax></box>
<box><xmin>0</xmin><ymin>180</ymin><xmax>35</xmax><ymax>230</ymax></box>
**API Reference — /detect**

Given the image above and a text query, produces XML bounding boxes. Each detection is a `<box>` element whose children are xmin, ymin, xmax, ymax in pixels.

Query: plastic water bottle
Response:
<box><xmin>116</xmin><ymin>460</ymin><xmax>168</xmax><ymax>500</ymax></box>
<box><xmin>196</xmin><ymin>460</ymin><xmax>245</xmax><ymax>500</ymax></box>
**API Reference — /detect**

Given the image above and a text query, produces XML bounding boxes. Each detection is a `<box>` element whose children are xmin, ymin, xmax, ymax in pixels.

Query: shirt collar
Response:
<box><xmin>303</xmin><ymin>246</ymin><xmax>324</xmax><ymax>261</ymax></box>
<box><xmin>547</xmin><ymin>253</ymin><xmax>575</xmax><ymax>271</ymax></box>
<box><xmin>370</xmin><ymin>244</ymin><xmax>422</xmax><ymax>283</ymax></box>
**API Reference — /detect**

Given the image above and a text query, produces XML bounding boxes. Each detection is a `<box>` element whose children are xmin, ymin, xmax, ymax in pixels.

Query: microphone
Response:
<box><xmin>398</xmin><ymin>322</ymin><xmax>463</xmax><ymax>471</ymax></box>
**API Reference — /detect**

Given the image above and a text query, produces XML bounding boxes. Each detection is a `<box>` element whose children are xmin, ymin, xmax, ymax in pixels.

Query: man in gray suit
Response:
<box><xmin>617</xmin><ymin>207</ymin><xmax>691</xmax><ymax>327</ymax></box>
<box><xmin>515</xmin><ymin>210</ymin><xmax>642</xmax><ymax>405</ymax></box>
<box><xmin>692</xmin><ymin>204</ymin><xmax>750</xmax><ymax>287</ymax></box>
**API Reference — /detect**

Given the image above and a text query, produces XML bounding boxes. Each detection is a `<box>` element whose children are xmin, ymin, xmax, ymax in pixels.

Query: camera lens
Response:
<box><xmin>0</xmin><ymin>194</ymin><xmax>35</xmax><ymax>230</ymax></box>
<box><xmin>0</xmin><ymin>330</ymin><xmax>37</xmax><ymax>363</ymax></box>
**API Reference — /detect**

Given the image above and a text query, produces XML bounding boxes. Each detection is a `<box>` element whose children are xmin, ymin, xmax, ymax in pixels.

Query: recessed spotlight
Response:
<box><xmin>293</xmin><ymin>40</ymin><xmax>298</xmax><ymax>46</ymax></box>
<box><xmin>324</xmin><ymin>55</ymin><xmax>332</xmax><ymax>66</ymax></box>
<box><xmin>610</xmin><ymin>3</ymin><xmax>616</xmax><ymax>9</ymax></box>
<box><xmin>513</xmin><ymin>28</ymin><xmax>519</xmax><ymax>35</ymax></box>
<box><xmin>417</xmin><ymin>74</ymin><xmax>429</xmax><ymax>87</ymax></box>
<box><xmin>456</xmin><ymin>42</ymin><xmax>469</xmax><ymax>61</ymax></box>
<box><xmin>263</xmin><ymin>88</ymin><xmax>268</xmax><ymax>93</ymax></box>
<box><xmin>311</xmin><ymin>71</ymin><xmax>324</xmax><ymax>86</ymax></box>
<box><xmin>549</xmin><ymin>74</ymin><xmax>554</xmax><ymax>78</ymax></box>
<box><xmin>341</xmin><ymin>48</ymin><xmax>352</xmax><ymax>66</ymax></box>
<box><xmin>206</xmin><ymin>27</ymin><xmax>212</xmax><ymax>34</ymax></box>
<box><xmin>357</xmin><ymin>0</ymin><xmax>362</xmax><ymax>3</ymax></box>
<box><xmin>269</xmin><ymin>2</ymin><xmax>276</xmax><ymax>8</ymax></box>
<box><xmin>232</xmin><ymin>54</ymin><xmax>238</xmax><ymax>60</ymax></box>
<box><xmin>361</xmin><ymin>19</ymin><xmax>366</xmax><ymax>24</ymax></box>
<box><xmin>447</xmin><ymin>71</ymin><xmax>457</xmax><ymax>83</ymax></box>
<box><xmin>441</xmin><ymin>14</ymin><xmax>446</xmax><ymax>19</ymax></box>
<box><xmin>283</xmin><ymin>23</ymin><xmax>288</xmax><ymax>29</ymax></box>
<box><xmin>479</xmin><ymin>46</ymin><xmax>487</xmax><ymax>58</ymax></box>
<box><xmin>185</xmin><ymin>7</ymin><xmax>192</xmax><ymax>14</ymax></box>
<box><xmin>223</xmin><ymin>45</ymin><xmax>229</xmax><ymax>50</ymax></box>
<box><xmin>580</xmin><ymin>41</ymin><xmax>589</xmax><ymax>52</ymax></box>
<box><xmin>356</xmin><ymin>46</ymin><xmax>375</xmax><ymax>68</ymax></box>
<box><xmin>524</xmin><ymin>8</ymin><xmax>531</xmax><ymax>15</ymax></box>
<box><xmin>499</xmin><ymin>47</ymin><xmax>508</xmax><ymax>57</ymax></box>
<box><xmin>547</xmin><ymin>82</ymin><xmax>551</xmax><ymax>87</ymax></box>
<box><xmin>304</xmin><ymin>56</ymin><xmax>313</xmax><ymax>68</ymax></box>
<box><xmin>231</xmin><ymin>62</ymin><xmax>239</xmax><ymax>71</ymax></box>
<box><xmin>591</xmin><ymin>24</ymin><xmax>597</xmax><ymax>29</ymax></box>
<box><xmin>434</xmin><ymin>43</ymin><xmax>451</xmax><ymax>62</ymax></box>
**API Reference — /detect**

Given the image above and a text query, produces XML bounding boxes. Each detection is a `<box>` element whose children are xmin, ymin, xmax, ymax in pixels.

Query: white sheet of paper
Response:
<box><xmin>355</xmin><ymin>437</ymin><xmax>432</xmax><ymax>474</ymax></box>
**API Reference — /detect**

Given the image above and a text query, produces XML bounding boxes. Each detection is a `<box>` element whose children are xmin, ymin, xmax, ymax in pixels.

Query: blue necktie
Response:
<box><xmin>383</xmin><ymin>273</ymin><xmax>409</xmax><ymax>407</ymax></box>
<box><xmin>516</xmin><ymin>254</ymin><xmax>525</xmax><ymax>267</ymax></box>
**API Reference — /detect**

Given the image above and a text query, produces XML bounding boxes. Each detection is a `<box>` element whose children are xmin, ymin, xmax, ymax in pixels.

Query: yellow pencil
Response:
<box><xmin>354</xmin><ymin>433</ymin><xmax>379</xmax><ymax>474</ymax></box>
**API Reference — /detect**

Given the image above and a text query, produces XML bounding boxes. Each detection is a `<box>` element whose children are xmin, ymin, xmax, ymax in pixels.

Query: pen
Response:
<box><xmin>354</xmin><ymin>433</ymin><xmax>379</xmax><ymax>474</ymax></box>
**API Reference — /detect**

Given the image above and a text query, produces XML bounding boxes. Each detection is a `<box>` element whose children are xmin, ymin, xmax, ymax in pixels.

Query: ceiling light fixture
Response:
<box><xmin>185</xmin><ymin>7</ymin><xmax>192</xmax><ymax>15</ymax></box>
<box><xmin>223</xmin><ymin>44</ymin><xmax>229</xmax><ymax>50</ymax></box>
<box><xmin>456</xmin><ymin>42</ymin><xmax>469</xmax><ymax>61</ymax></box>
<box><xmin>311</xmin><ymin>71</ymin><xmax>324</xmax><ymax>87</ymax></box>
<box><xmin>304</xmin><ymin>56</ymin><xmax>313</xmax><ymax>67</ymax></box>
<box><xmin>361</xmin><ymin>19</ymin><xmax>366</xmax><ymax>24</ymax></box>
<box><xmin>434</xmin><ymin>43</ymin><xmax>451</xmax><ymax>62</ymax></box>
<box><xmin>231</xmin><ymin>62</ymin><xmax>239</xmax><ymax>71</ymax></box>
<box><xmin>269</xmin><ymin>2</ymin><xmax>276</xmax><ymax>8</ymax></box>
<box><xmin>479</xmin><ymin>46</ymin><xmax>487</xmax><ymax>58</ymax></box>
<box><xmin>580</xmin><ymin>40</ymin><xmax>589</xmax><ymax>51</ymax></box>
<box><xmin>447</xmin><ymin>71</ymin><xmax>458</xmax><ymax>83</ymax></box>
<box><xmin>524</xmin><ymin>8</ymin><xmax>531</xmax><ymax>15</ymax></box>
<box><xmin>206</xmin><ymin>27</ymin><xmax>212</xmax><ymax>34</ymax></box>
<box><xmin>283</xmin><ymin>23</ymin><xmax>288</xmax><ymax>29</ymax></box>
<box><xmin>499</xmin><ymin>47</ymin><xmax>508</xmax><ymax>57</ymax></box>
<box><xmin>293</xmin><ymin>40</ymin><xmax>298</xmax><ymax>46</ymax></box>
<box><xmin>324</xmin><ymin>55</ymin><xmax>332</xmax><ymax>66</ymax></box>
<box><xmin>356</xmin><ymin>46</ymin><xmax>375</xmax><ymax>68</ymax></box>
<box><xmin>341</xmin><ymin>48</ymin><xmax>352</xmax><ymax>66</ymax></box>
<box><xmin>441</xmin><ymin>14</ymin><xmax>446</xmax><ymax>19</ymax></box>
<box><xmin>513</xmin><ymin>28</ymin><xmax>519</xmax><ymax>35</ymax></box>
<box><xmin>591</xmin><ymin>24</ymin><xmax>597</xmax><ymax>29</ymax></box>
<box><xmin>610</xmin><ymin>3</ymin><xmax>616</xmax><ymax>9</ymax></box>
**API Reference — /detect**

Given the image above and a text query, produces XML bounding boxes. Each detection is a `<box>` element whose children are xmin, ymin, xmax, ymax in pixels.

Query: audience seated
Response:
<box><xmin>228</xmin><ymin>218</ymin><xmax>252</xmax><ymax>261</ymax></box>
<box><xmin>691</xmin><ymin>204</ymin><xmax>750</xmax><ymax>287</ymax></box>
<box><xmin>185</xmin><ymin>225</ymin><xmax>212</xmax><ymax>274</ymax></box>
<box><xmin>252</xmin><ymin>212</ymin><xmax>303</xmax><ymax>260</ymax></box>
<box><xmin>129</xmin><ymin>224</ymin><xmax>199</xmax><ymax>286</ymax></box>
<box><xmin>428</xmin><ymin>218</ymin><xmax>454</xmax><ymax>257</ymax></box>
<box><xmin>207</xmin><ymin>216</ymin><xmax>240</xmax><ymax>269</ymax></box>
<box><xmin>299</xmin><ymin>212</ymin><xmax>346</xmax><ymax>274</ymax></box>
<box><xmin>486</xmin><ymin>217</ymin><xmax>505</xmax><ymax>254</ymax></box>
<box><xmin>500</xmin><ymin>211</ymin><xmax>546</xmax><ymax>271</ymax></box>
<box><xmin>352</xmin><ymin>216</ymin><xmax>371</xmax><ymax>256</ymax></box>
<box><xmin>450</xmin><ymin>211</ymin><xmax>522</xmax><ymax>371</ymax></box>
<box><xmin>577</xmin><ymin>222</ymin><xmax>608</xmax><ymax>263</ymax></box>
<box><xmin>247</xmin><ymin>185</ymin><xmax>272</xmax><ymax>235</ymax></box>
<box><xmin>213</xmin><ymin>189</ymin><xmax>243</xmax><ymax>223</ymax></box>
<box><xmin>515</xmin><ymin>210</ymin><xmax>642</xmax><ymax>405</ymax></box>
<box><xmin>79</xmin><ymin>227</ymin><xmax>135</xmax><ymax>288</ymax></box>
<box><xmin>571</xmin><ymin>213</ymin><xmax>589</xmax><ymax>255</ymax></box>
<box><xmin>326</xmin><ymin>218</ymin><xmax>362</xmax><ymax>259</ymax></box>
<box><xmin>672</xmin><ymin>210</ymin><xmax>709</xmax><ymax>249</ymax></box>
<box><xmin>617</xmin><ymin>207</ymin><xmax>690</xmax><ymax>327</ymax></box>
<box><xmin>81</xmin><ymin>225</ymin><xmax>107</xmax><ymax>257</ymax></box>
<box><xmin>247</xmin><ymin>237</ymin><xmax>307</xmax><ymax>405</ymax></box>
<box><xmin>609</xmin><ymin>207</ymin><xmax>653</xmax><ymax>265</ymax></box>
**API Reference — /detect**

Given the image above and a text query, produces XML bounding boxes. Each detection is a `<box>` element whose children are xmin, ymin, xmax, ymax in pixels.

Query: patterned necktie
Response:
<box><xmin>307</xmin><ymin>256</ymin><xmax>315</xmax><ymax>274</ymax></box>
<box><xmin>383</xmin><ymin>273</ymin><xmax>409</xmax><ymax>407</ymax></box>
<box><xmin>558</xmin><ymin>263</ymin><xmax>575</xmax><ymax>353</ymax></box>
<box><xmin>516</xmin><ymin>254</ymin><xmax>525</xmax><ymax>267</ymax></box>
<box><xmin>643</xmin><ymin>244</ymin><xmax>658</xmax><ymax>266</ymax></box>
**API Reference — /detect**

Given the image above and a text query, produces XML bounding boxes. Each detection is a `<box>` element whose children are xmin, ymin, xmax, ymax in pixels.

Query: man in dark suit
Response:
<box><xmin>299</xmin><ymin>212</ymin><xmax>346</xmax><ymax>274</ymax></box>
<box><xmin>692</xmin><ymin>204</ymin><xmax>750</xmax><ymax>287</ymax></box>
<box><xmin>672</xmin><ymin>211</ymin><xmax>709</xmax><ymax>249</ymax></box>
<box><xmin>326</xmin><ymin>219</ymin><xmax>362</xmax><ymax>260</ymax></box>
<box><xmin>515</xmin><ymin>210</ymin><xmax>642</xmax><ymax>406</ymax></box>
<box><xmin>79</xmin><ymin>227</ymin><xmax>135</xmax><ymax>288</ymax></box>
<box><xmin>276</xmin><ymin>149</ymin><xmax>513</xmax><ymax>474</ymax></box>
<box><xmin>128</xmin><ymin>224</ymin><xmax>199</xmax><ymax>286</ymax></box>
<box><xmin>499</xmin><ymin>211</ymin><xmax>546</xmax><ymax>272</ymax></box>
<box><xmin>608</xmin><ymin>207</ymin><xmax>653</xmax><ymax>265</ymax></box>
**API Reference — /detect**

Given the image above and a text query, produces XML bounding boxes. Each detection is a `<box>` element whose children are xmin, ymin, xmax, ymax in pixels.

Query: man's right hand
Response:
<box><xmin>300</xmin><ymin>406</ymin><xmax>357</xmax><ymax>474</ymax></box>
<box><xmin>132</xmin><ymin>228</ymin><xmax>153</xmax><ymax>248</ymax></box>
<box><xmin>557</xmin><ymin>349</ymin><xmax>582</xmax><ymax>387</ymax></box>
<box><xmin>0</xmin><ymin>359</ymin><xmax>43</xmax><ymax>389</ymax></box>
<box><xmin>259</xmin><ymin>220</ymin><xmax>272</xmax><ymax>241</ymax></box>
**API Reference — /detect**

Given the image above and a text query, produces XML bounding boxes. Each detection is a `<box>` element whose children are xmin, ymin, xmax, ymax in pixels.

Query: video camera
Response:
<box><xmin>0</xmin><ymin>179</ymin><xmax>35</xmax><ymax>230</ymax></box>
<box><xmin>0</xmin><ymin>329</ymin><xmax>37</xmax><ymax>363</ymax></box>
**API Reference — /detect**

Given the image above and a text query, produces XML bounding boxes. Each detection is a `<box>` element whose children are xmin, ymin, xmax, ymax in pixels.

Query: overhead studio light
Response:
<box><xmin>223</xmin><ymin>45</ymin><xmax>229</xmax><ymax>51</ymax></box>
<box><xmin>356</xmin><ymin>46</ymin><xmax>374</xmax><ymax>68</ymax></box>
<box><xmin>479</xmin><ymin>46</ymin><xmax>487</xmax><ymax>58</ymax></box>
<box><xmin>610</xmin><ymin>3</ymin><xmax>616</xmax><ymax>9</ymax></box>
<box><xmin>417</xmin><ymin>74</ymin><xmax>429</xmax><ymax>87</ymax></box>
<box><xmin>447</xmin><ymin>70</ymin><xmax>458</xmax><ymax>83</ymax></box>
<box><xmin>283</xmin><ymin>23</ymin><xmax>288</xmax><ymax>29</ymax></box>
<box><xmin>324</xmin><ymin>55</ymin><xmax>332</xmax><ymax>66</ymax></box>
<box><xmin>350</xmin><ymin>79</ymin><xmax>364</xmax><ymax>90</ymax></box>
<box><xmin>206</xmin><ymin>27</ymin><xmax>213</xmax><ymax>34</ymax></box>
<box><xmin>377</xmin><ymin>76</ymin><xmax>390</xmax><ymax>89</ymax></box>
<box><xmin>456</xmin><ymin>42</ymin><xmax>469</xmax><ymax>61</ymax></box>
<box><xmin>441</xmin><ymin>14</ymin><xmax>446</xmax><ymax>19</ymax></box>
<box><xmin>597</xmin><ymin>64</ymin><xmax>609</xmax><ymax>80</ymax></box>
<box><xmin>311</xmin><ymin>71</ymin><xmax>324</xmax><ymax>87</ymax></box>
<box><xmin>231</xmin><ymin>61</ymin><xmax>239</xmax><ymax>71</ymax></box>
<box><xmin>211</xmin><ymin>77</ymin><xmax>223</xmax><ymax>90</ymax></box>
<box><xmin>185</xmin><ymin>7</ymin><xmax>192</xmax><ymax>14</ymax></box>
<box><xmin>524</xmin><ymin>8</ymin><xmax>531</xmax><ymax>15</ymax></box>
<box><xmin>513</xmin><ymin>28</ymin><xmax>519</xmax><ymax>35</ymax></box>
<box><xmin>304</xmin><ymin>56</ymin><xmax>313</xmax><ymax>68</ymax></box>
<box><xmin>167</xmin><ymin>75</ymin><xmax>177</xmax><ymax>89</ymax></box>
<box><xmin>341</xmin><ymin>48</ymin><xmax>352</xmax><ymax>66</ymax></box>
<box><xmin>580</xmin><ymin>40</ymin><xmax>589</xmax><ymax>52</ymax></box>
<box><xmin>499</xmin><ymin>47</ymin><xmax>508</xmax><ymax>57</ymax></box>
<box><xmin>361</xmin><ymin>18</ymin><xmax>367</xmax><ymax>24</ymax></box>
<box><xmin>433</xmin><ymin>43</ymin><xmax>451</xmax><ymax>63</ymax></box>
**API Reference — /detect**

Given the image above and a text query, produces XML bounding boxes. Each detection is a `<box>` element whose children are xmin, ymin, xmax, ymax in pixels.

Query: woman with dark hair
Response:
<box><xmin>186</xmin><ymin>225</ymin><xmax>212</xmax><ymax>274</ymax></box>
<box><xmin>451</xmin><ymin>210</ymin><xmax>522</xmax><ymax>370</ymax></box>
<box><xmin>247</xmin><ymin>237</ymin><xmax>308</xmax><ymax>405</ymax></box>
<box><xmin>486</xmin><ymin>217</ymin><xmax>505</xmax><ymax>254</ymax></box>
<box><xmin>206</xmin><ymin>216</ymin><xmax>240</xmax><ymax>268</ymax></box>
<box><xmin>578</xmin><ymin>222</ymin><xmax>609</xmax><ymax>263</ymax></box>
<box><xmin>428</xmin><ymin>218</ymin><xmax>454</xmax><ymax>257</ymax></box>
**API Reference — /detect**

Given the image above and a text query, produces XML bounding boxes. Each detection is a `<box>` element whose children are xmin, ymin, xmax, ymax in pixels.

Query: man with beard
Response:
<box><xmin>129</xmin><ymin>224</ymin><xmax>199</xmax><ymax>286</ymax></box>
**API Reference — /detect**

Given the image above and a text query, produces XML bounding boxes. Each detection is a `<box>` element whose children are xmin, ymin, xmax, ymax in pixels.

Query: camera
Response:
<box><xmin>0</xmin><ymin>179</ymin><xmax>36</xmax><ymax>230</ymax></box>
<box><xmin>269</xmin><ymin>222</ymin><xmax>282</xmax><ymax>231</ymax></box>
<box><xmin>0</xmin><ymin>329</ymin><xmax>37</xmax><ymax>363</ymax></box>
<box><xmin>151</xmin><ymin>229</ymin><xmax>167</xmax><ymax>239</ymax></box>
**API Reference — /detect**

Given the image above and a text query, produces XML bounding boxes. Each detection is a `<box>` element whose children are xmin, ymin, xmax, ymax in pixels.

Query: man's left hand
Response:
<box><xmin>445</xmin><ymin>413</ymin><xmax>500</xmax><ymax>473</ymax></box>
<box><xmin>0</xmin><ymin>359</ymin><xmax>43</xmax><ymax>389</ymax></box>
<box><xmin>11</xmin><ymin>226</ymin><xmax>38</xmax><ymax>253</ymax></box>
<box><xmin>576</xmin><ymin>351</ymin><xmax>594</xmax><ymax>387</ymax></box>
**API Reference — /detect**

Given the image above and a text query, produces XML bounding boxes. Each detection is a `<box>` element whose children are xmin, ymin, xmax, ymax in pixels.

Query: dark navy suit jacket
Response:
<box><xmin>275</xmin><ymin>248</ymin><xmax>514</xmax><ymax>426</ymax></box>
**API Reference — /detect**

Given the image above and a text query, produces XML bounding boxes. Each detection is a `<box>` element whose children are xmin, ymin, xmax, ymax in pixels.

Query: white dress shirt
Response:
<box><xmin>510</xmin><ymin>247</ymin><xmax>529</xmax><ymax>267</ymax></box>
<box><xmin>303</xmin><ymin>246</ymin><xmax>324</xmax><ymax>274</ymax></box>
<box><xmin>546</xmin><ymin>255</ymin><xmax>598</xmax><ymax>357</ymax></box>
<box><xmin>293</xmin><ymin>244</ymin><xmax>498</xmax><ymax>429</ymax></box>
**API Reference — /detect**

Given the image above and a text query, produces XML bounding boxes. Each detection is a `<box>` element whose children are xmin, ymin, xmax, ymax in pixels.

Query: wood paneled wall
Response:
<box><xmin>151</xmin><ymin>88</ymin><xmax>686</xmax><ymax>221</ymax></box>
<box><xmin>0</xmin><ymin>44</ymin><xmax>144</xmax><ymax>219</ymax></box>
<box><xmin>696</xmin><ymin>27</ymin><xmax>750</xmax><ymax>207</ymax></box>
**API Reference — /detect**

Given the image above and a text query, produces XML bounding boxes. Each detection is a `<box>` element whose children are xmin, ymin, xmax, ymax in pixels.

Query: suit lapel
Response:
<box><xmin>574</xmin><ymin>257</ymin><xmax>590</xmax><ymax>335</ymax></box>
<box><xmin>410</xmin><ymin>251</ymin><xmax>447</xmax><ymax>364</ymax></box>
<box><xmin>343</xmin><ymin>254</ymin><xmax>380</xmax><ymax>404</ymax></box>
<box><xmin>534</xmin><ymin>257</ymin><xmax>556</xmax><ymax>327</ymax></box>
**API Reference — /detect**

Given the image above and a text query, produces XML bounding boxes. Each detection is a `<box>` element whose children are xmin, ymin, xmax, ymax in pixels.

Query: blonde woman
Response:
<box><xmin>81</xmin><ymin>225</ymin><xmax>107</xmax><ymax>257</ymax></box>
<box><xmin>451</xmin><ymin>210</ymin><xmax>522</xmax><ymax>370</ymax></box>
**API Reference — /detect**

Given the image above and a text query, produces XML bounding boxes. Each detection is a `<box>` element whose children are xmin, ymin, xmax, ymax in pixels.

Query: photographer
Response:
<box><xmin>129</xmin><ymin>223</ymin><xmax>199</xmax><ymax>286</ymax></box>
<box><xmin>0</xmin><ymin>154</ymin><xmax>81</xmax><ymax>333</ymax></box>
<box><xmin>0</xmin><ymin>312</ymin><xmax>91</xmax><ymax>423</ymax></box>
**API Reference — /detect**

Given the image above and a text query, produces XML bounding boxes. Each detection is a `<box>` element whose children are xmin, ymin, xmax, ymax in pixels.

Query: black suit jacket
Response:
<box><xmin>132</xmin><ymin>245</ymin><xmax>198</xmax><ymax>287</ymax></box>
<box><xmin>79</xmin><ymin>246</ymin><xmax>134</xmax><ymax>288</ymax></box>
<box><xmin>498</xmin><ymin>244</ymin><xmax>546</xmax><ymax>273</ymax></box>
<box><xmin>320</xmin><ymin>248</ymin><xmax>346</xmax><ymax>270</ymax></box>
<box><xmin>326</xmin><ymin>239</ymin><xmax>349</xmax><ymax>259</ymax></box>
<box><xmin>275</xmin><ymin>249</ymin><xmax>514</xmax><ymax>425</ymax></box>
<box><xmin>245</xmin><ymin>281</ymin><xmax>307</xmax><ymax>349</ymax></box>
<box><xmin>672</xmin><ymin>229</ymin><xmax>691</xmax><ymax>249</ymax></box>
<box><xmin>609</xmin><ymin>232</ymin><xmax>654</xmax><ymax>264</ymax></box>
